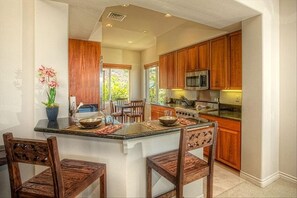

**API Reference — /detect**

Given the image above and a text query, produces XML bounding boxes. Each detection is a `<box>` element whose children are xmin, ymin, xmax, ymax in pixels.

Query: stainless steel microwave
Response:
<box><xmin>185</xmin><ymin>70</ymin><xmax>209</xmax><ymax>90</ymax></box>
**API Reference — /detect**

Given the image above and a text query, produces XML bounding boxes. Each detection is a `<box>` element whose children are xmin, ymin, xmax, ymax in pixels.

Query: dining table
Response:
<box><xmin>114</xmin><ymin>103</ymin><xmax>144</xmax><ymax>123</ymax></box>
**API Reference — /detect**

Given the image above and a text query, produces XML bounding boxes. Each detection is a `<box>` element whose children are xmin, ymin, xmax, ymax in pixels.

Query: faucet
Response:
<box><xmin>71</xmin><ymin>102</ymin><xmax>83</xmax><ymax>121</ymax></box>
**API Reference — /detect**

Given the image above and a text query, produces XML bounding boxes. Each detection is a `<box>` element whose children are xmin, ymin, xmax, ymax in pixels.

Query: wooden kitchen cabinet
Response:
<box><xmin>186</xmin><ymin>45</ymin><xmax>198</xmax><ymax>72</ymax></box>
<box><xmin>200</xmin><ymin>114</ymin><xmax>241</xmax><ymax>170</ymax></box>
<box><xmin>166</xmin><ymin>52</ymin><xmax>177</xmax><ymax>89</ymax></box>
<box><xmin>159</xmin><ymin>51</ymin><xmax>185</xmax><ymax>89</ymax></box>
<box><xmin>210</xmin><ymin>36</ymin><xmax>229</xmax><ymax>90</ymax></box>
<box><xmin>229</xmin><ymin>31</ymin><xmax>242</xmax><ymax>89</ymax></box>
<box><xmin>69</xmin><ymin>39</ymin><xmax>101</xmax><ymax>105</ymax></box>
<box><xmin>159</xmin><ymin>54</ymin><xmax>168</xmax><ymax>89</ymax></box>
<box><xmin>197</xmin><ymin>41</ymin><xmax>210</xmax><ymax>70</ymax></box>
<box><xmin>159</xmin><ymin>52</ymin><xmax>176</xmax><ymax>89</ymax></box>
<box><xmin>176</xmin><ymin>49</ymin><xmax>187</xmax><ymax>88</ymax></box>
<box><xmin>186</xmin><ymin>41</ymin><xmax>210</xmax><ymax>72</ymax></box>
<box><xmin>151</xmin><ymin>105</ymin><xmax>176</xmax><ymax>120</ymax></box>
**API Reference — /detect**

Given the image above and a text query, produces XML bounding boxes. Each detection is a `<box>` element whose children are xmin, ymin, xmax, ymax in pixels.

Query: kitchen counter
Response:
<box><xmin>200</xmin><ymin>110</ymin><xmax>241</xmax><ymax>121</ymax></box>
<box><xmin>150</xmin><ymin>102</ymin><xmax>195</xmax><ymax>109</ymax></box>
<box><xmin>34</xmin><ymin>117</ymin><xmax>210</xmax><ymax>140</ymax></box>
<box><xmin>34</xmin><ymin>117</ymin><xmax>211</xmax><ymax>197</ymax></box>
<box><xmin>151</xmin><ymin>103</ymin><xmax>241</xmax><ymax>121</ymax></box>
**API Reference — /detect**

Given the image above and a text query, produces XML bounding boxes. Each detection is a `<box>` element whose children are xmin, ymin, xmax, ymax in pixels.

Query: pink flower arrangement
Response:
<box><xmin>37</xmin><ymin>65</ymin><xmax>59</xmax><ymax>107</ymax></box>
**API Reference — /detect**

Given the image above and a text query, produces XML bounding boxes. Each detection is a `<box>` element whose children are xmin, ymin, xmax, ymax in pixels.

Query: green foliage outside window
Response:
<box><xmin>103</xmin><ymin>69</ymin><xmax>129</xmax><ymax>102</ymax></box>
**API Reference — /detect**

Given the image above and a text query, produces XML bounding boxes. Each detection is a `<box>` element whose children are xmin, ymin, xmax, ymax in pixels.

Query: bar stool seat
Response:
<box><xmin>3</xmin><ymin>133</ymin><xmax>107</xmax><ymax>198</ymax></box>
<box><xmin>146</xmin><ymin>123</ymin><xmax>217</xmax><ymax>198</ymax></box>
<box><xmin>147</xmin><ymin>150</ymin><xmax>209</xmax><ymax>185</ymax></box>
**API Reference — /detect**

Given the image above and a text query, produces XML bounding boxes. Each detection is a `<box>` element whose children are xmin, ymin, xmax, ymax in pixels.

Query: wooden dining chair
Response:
<box><xmin>146</xmin><ymin>122</ymin><xmax>217</xmax><ymax>198</ymax></box>
<box><xmin>110</xmin><ymin>100</ymin><xmax>124</xmax><ymax>123</ymax></box>
<box><xmin>3</xmin><ymin>133</ymin><xmax>107</xmax><ymax>198</ymax></box>
<box><xmin>125</xmin><ymin>100</ymin><xmax>145</xmax><ymax>123</ymax></box>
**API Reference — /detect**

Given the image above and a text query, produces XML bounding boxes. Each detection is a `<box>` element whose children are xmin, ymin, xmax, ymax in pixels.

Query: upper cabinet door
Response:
<box><xmin>166</xmin><ymin>52</ymin><xmax>177</xmax><ymax>89</ymax></box>
<box><xmin>197</xmin><ymin>41</ymin><xmax>210</xmax><ymax>70</ymax></box>
<box><xmin>69</xmin><ymin>39</ymin><xmax>101</xmax><ymax>105</ymax></box>
<box><xmin>176</xmin><ymin>49</ymin><xmax>187</xmax><ymax>88</ymax></box>
<box><xmin>159</xmin><ymin>54</ymin><xmax>168</xmax><ymax>89</ymax></box>
<box><xmin>229</xmin><ymin>31</ymin><xmax>242</xmax><ymax>90</ymax></box>
<box><xmin>186</xmin><ymin>45</ymin><xmax>198</xmax><ymax>72</ymax></box>
<box><xmin>210</xmin><ymin>36</ymin><xmax>229</xmax><ymax>90</ymax></box>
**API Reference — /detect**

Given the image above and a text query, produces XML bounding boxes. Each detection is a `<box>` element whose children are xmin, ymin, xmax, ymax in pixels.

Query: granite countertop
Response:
<box><xmin>150</xmin><ymin>102</ymin><xmax>195</xmax><ymax>110</ymax></box>
<box><xmin>199</xmin><ymin>110</ymin><xmax>241</xmax><ymax>121</ymax></box>
<box><xmin>151</xmin><ymin>103</ymin><xmax>241</xmax><ymax>121</ymax></box>
<box><xmin>34</xmin><ymin>117</ymin><xmax>212</xmax><ymax>140</ymax></box>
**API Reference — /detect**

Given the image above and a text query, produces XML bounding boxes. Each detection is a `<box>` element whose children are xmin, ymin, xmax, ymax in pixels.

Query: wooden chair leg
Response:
<box><xmin>100</xmin><ymin>169</ymin><xmax>106</xmax><ymax>198</ymax></box>
<box><xmin>176</xmin><ymin>184</ymin><xmax>183</xmax><ymax>198</ymax></box>
<box><xmin>147</xmin><ymin>163</ymin><xmax>152</xmax><ymax>198</ymax></box>
<box><xmin>206</xmin><ymin>175</ymin><xmax>213</xmax><ymax>198</ymax></box>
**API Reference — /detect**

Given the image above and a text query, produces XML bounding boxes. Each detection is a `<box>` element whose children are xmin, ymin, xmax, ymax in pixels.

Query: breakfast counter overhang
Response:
<box><xmin>34</xmin><ymin>117</ymin><xmax>211</xmax><ymax>197</ymax></box>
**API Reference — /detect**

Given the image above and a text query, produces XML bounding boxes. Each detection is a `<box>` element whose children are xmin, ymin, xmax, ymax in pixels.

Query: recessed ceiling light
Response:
<box><xmin>128</xmin><ymin>41</ymin><xmax>133</xmax><ymax>44</ymax></box>
<box><xmin>122</xmin><ymin>4</ymin><xmax>129</xmax><ymax>7</ymax></box>
<box><xmin>105</xmin><ymin>23</ymin><xmax>112</xmax><ymax>28</ymax></box>
<box><xmin>164</xmin><ymin>13</ymin><xmax>172</xmax><ymax>18</ymax></box>
<box><xmin>143</xmin><ymin>30</ymin><xmax>147</xmax><ymax>33</ymax></box>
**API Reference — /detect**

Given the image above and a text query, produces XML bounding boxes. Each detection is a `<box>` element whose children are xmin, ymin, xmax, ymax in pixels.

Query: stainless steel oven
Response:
<box><xmin>185</xmin><ymin>70</ymin><xmax>209</xmax><ymax>90</ymax></box>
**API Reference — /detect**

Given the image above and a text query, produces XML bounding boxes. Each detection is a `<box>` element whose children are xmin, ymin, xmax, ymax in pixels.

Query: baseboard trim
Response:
<box><xmin>240</xmin><ymin>171</ymin><xmax>280</xmax><ymax>187</ymax></box>
<box><xmin>279</xmin><ymin>171</ymin><xmax>297</xmax><ymax>183</ymax></box>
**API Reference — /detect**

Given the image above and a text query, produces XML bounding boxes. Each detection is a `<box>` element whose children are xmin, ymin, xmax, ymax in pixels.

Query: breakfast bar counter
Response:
<box><xmin>34</xmin><ymin>117</ymin><xmax>211</xmax><ymax>197</ymax></box>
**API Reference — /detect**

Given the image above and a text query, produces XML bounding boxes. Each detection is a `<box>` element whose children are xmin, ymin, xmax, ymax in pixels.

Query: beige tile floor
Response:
<box><xmin>204</xmin><ymin>162</ymin><xmax>297</xmax><ymax>198</ymax></box>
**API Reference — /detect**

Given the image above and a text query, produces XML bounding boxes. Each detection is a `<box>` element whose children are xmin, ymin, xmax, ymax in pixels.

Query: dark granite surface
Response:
<box><xmin>151</xmin><ymin>103</ymin><xmax>195</xmax><ymax>110</ymax></box>
<box><xmin>199</xmin><ymin>110</ymin><xmax>241</xmax><ymax>121</ymax></box>
<box><xmin>34</xmin><ymin>117</ymin><xmax>212</xmax><ymax>140</ymax></box>
<box><xmin>151</xmin><ymin>103</ymin><xmax>241</xmax><ymax>121</ymax></box>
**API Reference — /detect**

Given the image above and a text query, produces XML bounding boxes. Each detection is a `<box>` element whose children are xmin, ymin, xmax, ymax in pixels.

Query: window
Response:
<box><xmin>103</xmin><ymin>68</ymin><xmax>130</xmax><ymax>102</ymax></box>
<box><xmin>145</xmin><ymin>65</ymin><xmax>166</xmax><ymax>103</ymax></box>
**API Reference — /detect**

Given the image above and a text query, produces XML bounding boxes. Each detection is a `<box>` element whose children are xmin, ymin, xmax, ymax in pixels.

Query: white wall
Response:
<box><xmin>0</xmin><ymin>0</ymin><xmax>69</xmax><ymax>196</ymax></box>
<box><xmin>279</xmin><ymin>0</ymin><xmax>297</xmax><ymax>180</ymax></box>
<box><xmin>34</xmin><ymin>0</ymin><xmax>69</xmax><ymax>122</ymax></box>
<box><xmin>140</xmin><ymin>45</ymin><xmax>158</xmax><ymax>98</ymax></box>
<box><xmin>0</xmin><ymin>1</ymin><xmax>35</xmax><ymax>196</ymax></box>
<box><xmin>241</xmin><ymin>15</ymin><xmax>263</xmax><ymax>180</ymax></box>
<box><xmin>239</xmin><ymin>0</ymin><xmax>281</xmax><ymax>186</ymax></box>
<box><xmin>102</xmin><ymin>47</ymin><xmax>142</xmax><ymax>100</ymax></box>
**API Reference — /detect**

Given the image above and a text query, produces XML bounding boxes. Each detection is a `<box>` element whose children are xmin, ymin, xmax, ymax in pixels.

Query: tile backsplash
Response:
<box><xmin>169</xmin><ymin>89</ymin><xmax>197</xmax><ymax>100</ymax></box>
<box><xmin>220</xmin><ymin>90</ymin><xmax>242</xmax><ymax>105</ymax></box>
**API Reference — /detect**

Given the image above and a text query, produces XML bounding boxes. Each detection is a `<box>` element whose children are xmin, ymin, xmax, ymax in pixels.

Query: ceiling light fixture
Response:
<box><xmin>128</xmin><ymin>41</ymin><xmax>133</xmax><ymax>44</ymax></box>
<box><xmin>164</xmin><ymin>13</ymin><xmax>172</xmax><ymax>17</ymax></box>
<box><xmin>122</xmin><ymin>4</ymin><xmax>129</xmax><ymax>7</ymax></box>
<box><xmin>143</xmin><ymin>30</ymin><xmax>147</xmax><ymax>33</ymax></box>
<box><xmin>105</xmin><ymin>23</ymin><xmax>113</xmax><ymax>28</ymax></box>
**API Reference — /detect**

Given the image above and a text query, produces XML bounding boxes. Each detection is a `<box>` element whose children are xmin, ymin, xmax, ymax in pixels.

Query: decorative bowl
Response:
<box><xmin>159</xmin><ymin>116</ymin><xmax>178</xmax><ymax>125</ymax></box>
<box><xmin>79</xmin><ymin>117</ymin><xmax>102</xmax><ymax>128</ymax></box>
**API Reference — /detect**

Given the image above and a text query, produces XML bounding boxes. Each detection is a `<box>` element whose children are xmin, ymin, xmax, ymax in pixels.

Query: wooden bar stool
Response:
<box><xmin>146</xmin><ymin>122</ymin><xmax>217</xmax><ymax>198</ymax></box>
<box><xmin>3</xmin><ymin>133</ymin><xmax>107</xmax><ymax>198</ymax></box>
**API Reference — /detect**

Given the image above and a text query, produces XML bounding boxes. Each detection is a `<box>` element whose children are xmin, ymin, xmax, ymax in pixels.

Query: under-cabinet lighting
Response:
<box><xmin>221</xmin><ymin>90</ymin><xmax>242</xmax><ymax>92</ymax></box>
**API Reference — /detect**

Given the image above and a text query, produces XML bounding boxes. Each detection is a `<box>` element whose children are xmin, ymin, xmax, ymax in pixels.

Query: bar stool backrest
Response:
<box><xmin>3</xmin><ymin>133</ymin><xmax>64</xmax><ymax>197</ymax></box>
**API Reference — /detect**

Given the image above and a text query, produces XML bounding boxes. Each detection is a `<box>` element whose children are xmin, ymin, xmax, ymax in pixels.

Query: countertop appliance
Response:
<box><xmin>185</xmin><ymin>70</ymin><xmax>209</xmax><ymax>90</ymax></box>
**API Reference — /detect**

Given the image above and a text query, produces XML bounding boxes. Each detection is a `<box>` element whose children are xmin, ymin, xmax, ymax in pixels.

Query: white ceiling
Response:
<box><xmin>50</xmin><ymin>0</ymin><xmax>259</xmax><ymax>50</ymax></box>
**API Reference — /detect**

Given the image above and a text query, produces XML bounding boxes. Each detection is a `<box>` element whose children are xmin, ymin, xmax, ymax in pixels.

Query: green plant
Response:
<box><xmin>37</xmin><ymin>65</ymin><xmax>59</xmax><ymax>108</ymax></box>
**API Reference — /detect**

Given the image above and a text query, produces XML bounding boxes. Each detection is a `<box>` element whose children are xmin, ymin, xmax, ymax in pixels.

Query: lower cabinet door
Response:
<box><xmin>216</xmin><ymin>127</ymin><xmax>241</xmax><ymax>170</ymax></box>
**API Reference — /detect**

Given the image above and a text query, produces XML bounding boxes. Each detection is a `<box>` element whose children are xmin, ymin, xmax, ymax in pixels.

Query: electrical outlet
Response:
<box><xmin>235</xmin><ymin>97</ymin><xmax>240</xmax><ymax>103</ymax></box>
